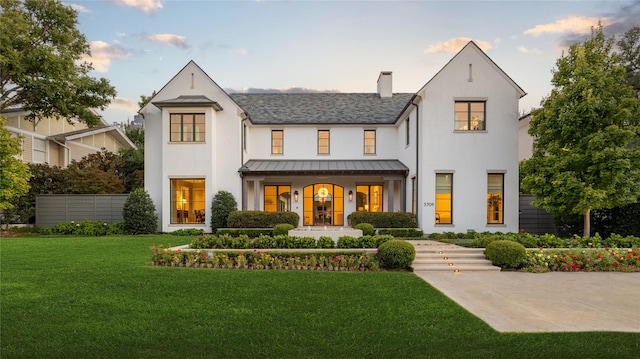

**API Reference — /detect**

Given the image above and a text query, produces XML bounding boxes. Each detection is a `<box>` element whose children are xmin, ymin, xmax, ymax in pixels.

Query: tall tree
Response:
<box><xmin>0</xmin><ymin>0</ymin><xmax>116</xmax><ymax>126</ymax></box>
<box><xmin>521</xmin><ymin>26</ymin><xmax>640</xmax><ymax>237</ymax></box>
<box><xmin>0</xmin><ymin>117</ymin><xmax>30</xmax><ymax>219</ymax></box>
<box><xmin>617</xmin><ymin>26</ymin><xmax>640</xmax><ymax>96</ymax></box>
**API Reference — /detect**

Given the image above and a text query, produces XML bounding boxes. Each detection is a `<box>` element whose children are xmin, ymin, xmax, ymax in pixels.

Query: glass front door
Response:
<box><xmin>303</xmin><ymin>184</ymin><xmax>344</xmax><ymax>226</ymax></box>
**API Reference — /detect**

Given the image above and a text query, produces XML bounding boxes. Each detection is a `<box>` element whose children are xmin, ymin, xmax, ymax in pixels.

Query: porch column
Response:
<box><xmin>388</xmin><ymin>179</ymin><xmax>395</xmax><ymax>212</ymax></box>
<box><xmin>241</xmin><ymin>179</ymin><xmax>247</xmax><ymax>210</ymax></box>
<box><xmin>253</xmin><ymin>179</ymin><xmax>260</xmax><ymax>210</ymax></box>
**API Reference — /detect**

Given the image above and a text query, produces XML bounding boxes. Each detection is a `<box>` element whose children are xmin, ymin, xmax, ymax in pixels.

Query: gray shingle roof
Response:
<box><xmin>229</xmin><ymin>93</ymin><xmax>414</xmax><ymax>125</ymax></box>
<box><xmin>239</xmin><ymin>159</ymin><xmax>409</xmax><ymax>176</ymax></box>
<box><xmin>152</xmin><ymin>95</ymin><xmax>223</xmax><ymax>111</ymax></box>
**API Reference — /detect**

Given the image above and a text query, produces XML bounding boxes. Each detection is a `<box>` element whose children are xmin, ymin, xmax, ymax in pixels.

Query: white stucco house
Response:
<box><xmin>141</xmin><ymin>41</ymin><xmax>526</xmax><ymax>234</ymax></box>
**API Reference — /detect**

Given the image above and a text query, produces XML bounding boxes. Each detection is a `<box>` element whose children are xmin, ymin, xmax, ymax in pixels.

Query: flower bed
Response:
<box><xmin>148</xmin><ymin>244</ymin><xmax>380</xmax><ymax>271</ymax></box>
<box><xmin>523</xmin><ymin>247</ymin><xmax>640</xmax><ymax>272</ymax></box>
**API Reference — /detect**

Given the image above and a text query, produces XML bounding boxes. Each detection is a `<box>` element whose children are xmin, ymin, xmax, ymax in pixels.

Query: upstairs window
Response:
<box><xmin>271</xmin><ymin>130</ymin><xmax>283</xmax><ymax>154</ymax></box>
<box><xmin>455</xmin><ymin>101</ymin><xmax>485</xmax><ymax>131</ymax></box>
<box><xmin>364</xmin><ymin>130</ymin><xmax>376</xmax><ymax>154</ymax></box>
<box><xmin>33</xmin><ymin>138</ymin><xmax>47</xmax><ymax>163</ymax></box>
<box><xmin>170</xmin><ymin>113</ymin><xmax>205</xmax><ymax>142</ymax></box>
<box><xmin>318</xmin><ymin>130</ymin><xmax>330</xmax><ymax>154</ymax></box>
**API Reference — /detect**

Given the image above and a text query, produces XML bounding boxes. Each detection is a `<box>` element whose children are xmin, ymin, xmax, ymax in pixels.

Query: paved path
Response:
<box><xmin>413</xmin><ymin>271</ymin><xmax>640</xmax><ymax>333</ymax></box>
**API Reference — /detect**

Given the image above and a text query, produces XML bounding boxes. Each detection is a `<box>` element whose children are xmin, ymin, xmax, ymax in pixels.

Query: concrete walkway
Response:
<box><xmin>413</xmin><ymin>271</ymin><xmax>640</xmax><ymax>333</ymax></box>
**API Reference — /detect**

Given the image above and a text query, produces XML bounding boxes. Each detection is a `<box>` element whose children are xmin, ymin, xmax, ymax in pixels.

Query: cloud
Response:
<box><xmin>80</xmin><ymin>41</ymin><xmax>131</xmax><ymax>72</ymax></box>
<box><xmin>142</xmin><ymin>34</ymin><xmax>190</xmax><ymax>49</ymax></box>
<box><xmin>517</xmin><ymin>46</ymin><xmax>543</xmax><ymax>55</ymax></box>
<box><xmin>109</xmin><ymin>97</ymin><xmax>139</xmax><ymax>113</ymax></box>
<box><xmin>424</xmin><ymin>38</ymin><xmax>492</xmax><ymax>54</ymax></box>
<box><xmin>110</xmin><ymin>0</ymin><xmax>163</xmax><ymax>13</ymax></box>
<box><xmin>65</xmin><ymin>3</ymin><xmax>89</xmax><ymax>13</ymax></box>
<box><xmin>524</xmin><ymin>16</ymin><xmax>608</xmax><ymax>36</ymax></box>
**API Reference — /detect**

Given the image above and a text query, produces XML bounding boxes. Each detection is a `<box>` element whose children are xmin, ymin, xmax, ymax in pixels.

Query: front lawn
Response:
<box><xmin>1</xmin><ymin>235</ymin><xmax>638</xmax><ymax>358</ymax></box>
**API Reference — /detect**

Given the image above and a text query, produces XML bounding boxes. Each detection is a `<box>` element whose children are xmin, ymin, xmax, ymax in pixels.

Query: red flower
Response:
<box><xmin>613</xmin><ymin>261</ymin><xmax>619</xmax><ymax>267</ymax></box>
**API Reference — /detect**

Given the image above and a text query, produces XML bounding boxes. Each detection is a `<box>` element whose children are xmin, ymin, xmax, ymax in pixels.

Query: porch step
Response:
<box><xmin>410</xmin><ymin>240</ymin><xmax>501</xmax><ymax>272</ymax></box>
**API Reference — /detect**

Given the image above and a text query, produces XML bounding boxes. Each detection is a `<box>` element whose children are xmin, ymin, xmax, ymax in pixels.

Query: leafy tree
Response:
<box><xmin>617</xmin><ymin>26</ymin><xmax>640</xmax><ymax>96</ymax></box>
<box><xmin>210</xmin><ymin>190</ymin><xmax>237</xmax><ymax>232</ymax></box>
<box><xmin>0</xmin><ymin>117</ymin><xmax>30</xmax><ymax>223</ymax></box>
<box><xmin>122</xmin><ymin>188</ymin><xmax>157</xmax><ymax>234</ymax></box>
<box><xmin>66</xmin><ymin>149</ymin><xmax>124</xmax><ymax>194</ymax></box>
<box><xmin>521</xmin><ymin>26</ymin><xmax>640</xmax><ymax>237</ymax></box>
<box><xmin>0</xmin><ymin>0</ymin><xmax>116</xmax><ymax>126</ymax></box>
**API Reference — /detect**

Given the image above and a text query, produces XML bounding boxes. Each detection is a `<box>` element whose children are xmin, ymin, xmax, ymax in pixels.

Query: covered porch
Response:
<box><xmin>238</xmin><ymin>159</ymin><xmax>409</xmax><ymax>227</ymax></box>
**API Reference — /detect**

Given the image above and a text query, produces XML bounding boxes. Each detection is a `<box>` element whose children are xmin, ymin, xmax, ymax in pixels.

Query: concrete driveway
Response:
<box><xmin>413</xmin><ymin>271</ymin><xmax>640</xmax><ymax>333</ymax></box>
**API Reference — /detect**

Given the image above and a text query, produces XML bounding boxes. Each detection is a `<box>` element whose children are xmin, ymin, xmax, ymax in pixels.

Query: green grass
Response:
<box><xmin>1</xmin><ymin>235</ymin><xmax>638</xmax><ymax>358</ymax></box>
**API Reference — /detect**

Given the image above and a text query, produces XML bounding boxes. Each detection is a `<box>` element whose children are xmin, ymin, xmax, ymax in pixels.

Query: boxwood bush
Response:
<box><xmin>348</xmin><ymin>212</ymin><xmax>415</xmax><ymax>228</ymax></box>
<box><xmin>316</xmin><ymin>236</ymin><xmax>334</xmax><ymax>248</ymax></box>
<box><xmin>354</xmin><ymin>223</ymin><xmax>375</xmax><ymax>236</ymax></box>
<box><xmin>273</xmin><ymin>223</ymin><xmax>295</xmax><ymax>236</ymax></box>
<box><xmin>226</xmin><ymin>211</ymin><xmax>299</xmax><ymax>228</ymax></box>
<box><xmin>377</xmin><ymin>228</ymin><xmax>424</xmax><ymax>238</ymax></box>
<box><xmin>377</xmin><ymin>240</ymin><xmax>416</xmax><ymax>270</ymax></box>
<box><xmin>484</xmin><ymin>240</ymin><xmax>526</xmax><ymax>269</ymax></box>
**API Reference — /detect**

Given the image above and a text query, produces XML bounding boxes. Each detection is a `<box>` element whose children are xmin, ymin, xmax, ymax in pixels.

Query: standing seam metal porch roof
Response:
<box><xmin>239</xmin><ymin>159</ymin><xmax>409</xmax><ymax>176</ymax></box>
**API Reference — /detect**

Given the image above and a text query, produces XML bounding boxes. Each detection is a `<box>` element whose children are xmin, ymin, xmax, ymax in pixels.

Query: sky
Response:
<box><xmin>67</xmin><ymin>0</ymin><xmax>640</xmax><ymax>125</ymax></box>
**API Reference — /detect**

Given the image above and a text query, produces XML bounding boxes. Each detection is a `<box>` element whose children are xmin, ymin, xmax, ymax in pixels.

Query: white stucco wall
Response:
<box><xmin>417</xmin><ymin>45</ymin><xmax>521</xmax><ymax>234</ymax></box>
<box><xmin>143</xmin><ymin>61</ymin><xmax>243</xmax><ymax>233</ymax></box>
<box><xmin>246</xmin><ymin>125</ymin><xmax>399</xmax><ymax>160</ymax></box>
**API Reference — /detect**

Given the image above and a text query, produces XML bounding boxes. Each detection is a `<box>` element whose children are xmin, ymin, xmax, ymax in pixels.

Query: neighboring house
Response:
<box><xmin>141</xmin><ymin>41</ymin><xmax>526</xmax><ymax>233</ymax></box>
<box><xmin>518</xmin><ymin>113</ymin><xmax>534</xmax><ymax>161</ymax></box>
<box><xmin>2</xmin><ymin>107</ymin><xmax>136</xmax><ymax>167</ymax></box>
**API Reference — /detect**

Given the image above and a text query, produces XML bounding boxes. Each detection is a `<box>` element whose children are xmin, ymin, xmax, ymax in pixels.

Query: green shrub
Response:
<box><xmin>472</xmin><ymin>234</ymin><xmax>504</xmax><ymax>248</ymax></box>
<box><xmin>377</xmin><ymin>228</ymin><xmax>424</xmax><ymax>238</ymax></box>
<box><xmin>604</xmin><ymin>233</ymin><xmax>640</xmax><ymax>248</ymax></box>
<box><xmin>122</xmin><ymin>188</ymin><xmax>157</xmax><ymax>234</ymax></box>
<box><xmin>484</xmin><ymin>240</ymin><xmax>526</xmax><ymax>268</ymax></box>
<box><xmin>273</xmin><ymin>223</ymin><xmax>295</xmax><ymax>236</ymax></box>
<box><xmin>374</xmin><ymin>234</ymin><xmax>395</xmax><ymax>247</ymax></box>
<box><xmin>216</xmin><ymin>228</ymin><xmax>273</xmax><ymax>238</ymax></box>
<box><xmin>348</xmin><ymin>212</ymin><xmax>416</xmax><ymax>228</ymax></box>
<box><xmin>226</xmin><ymin>211</ymin><xmax>299</xmax><ymax>228</ymax></box>
<box><xmin>357</xmin><ymin>235</ymin><xmax>377</xmax><ymax>248</ymax></box>
<box><xmin>296</xmin><ymin>236</ymin><xmax>317</xmax><ymax>248</ymax></box>
<box><xmin>252</xmin><ymin>234</ymin><xmax>276</xmax><ymax>248</ymax></box>
<box><xmin>210</xmin><ymin>190</ymin><xmax>238</xmax><ymax>232</ymax></box>
<box><xmin>107</xmin><ymin>221</ymin><xmax>126</xmax><ymax>235</ymax></box>
<box><xmin>172</xmin><ymin>228</ymin><xmax>204</xmax><ymax>236</ymax></box>
<box><xmin>536</xmin><ymin>233</ymin><xmax>563</xmax><ymax>248</ymax></box>
<box><xmin>354</xmin><ymin>223</ymin><xmax>375</xmax><ymax>236</ymax></box>
<box><xmin>337</xmin><ymin>235</ymin><xmax>359</xmax><ymax>248</ymax></box>
<box><xmin>316</xmin><ymin>236</ymin><xmax>334</xmax><ymax>248</ymax></box>
<box><xmin>47</xmin><ymin>220</ymin><xmax>110</xmax><ymax>236</ymax></box>
<box><xmin>377</xmin><ymin>240</ymin><xmax>415</xmax><ymax>270</ymax></box>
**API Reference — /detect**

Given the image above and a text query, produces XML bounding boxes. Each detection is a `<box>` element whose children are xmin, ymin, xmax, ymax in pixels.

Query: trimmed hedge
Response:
<box><xmin>273</xmin><ymin>223</ymin><xmax>295</xmax><ymax>236</ymax></box>
<box><xmin>377</xmin><ymin>240</ymin><xmax>416</xmax><ymax>270</ymax></box>
<box><xmin>377</xmin><ymin>228</ymin><xmax>424</xmax><ymax>238</ymax></box>
<box><xmin>484</xmin><ymin>240</ymin><xmax>526</xmax><ymax>269</ymax></box>
<box><xmin>226</xmin><ymin>211</ymin><xmax>299</xmax><ymax>228</ymax></box>
<box><xmin>348</xmin><ymin>212</ymin><xmax>416</xmax><ymax>228</ymax></box>
<box><xmin>354</xmin><ymin>223</ymin><xmax>375</xmax><ymax>236</ymax></box>
<box><xmin>190</xmin><ymin>233</ymin><xmax>395</xmax><ymax>250</ymax></box>
<box><xmin>216</xmin><ymin>228</ymin><xmax>274</xmax><ymax>237</ymax></box>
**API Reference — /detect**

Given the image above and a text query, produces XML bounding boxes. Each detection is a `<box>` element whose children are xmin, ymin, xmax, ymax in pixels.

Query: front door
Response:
<box><xmin>303</xmin><ymin>183</ymin><xmax>344</xmax><ymax>226</ymax></box>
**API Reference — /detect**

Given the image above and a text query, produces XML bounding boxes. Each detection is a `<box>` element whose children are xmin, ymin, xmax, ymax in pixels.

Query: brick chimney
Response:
<box><xmin>377</xmin><ymin>71</ymin><xmax>392</xmax><ymax>98</ymax></box>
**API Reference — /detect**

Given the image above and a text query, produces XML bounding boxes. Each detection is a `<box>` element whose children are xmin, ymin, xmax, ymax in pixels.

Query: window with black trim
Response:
<box><xmin>487</xmin><ymin>173</ymin><xmax>504</xmax><ymax>224</ymax></box>
<box><xmin>364</xmin><ymin>130</ymin><xmax>376</xmax><ymax>154</ymax></box>
<box><xmin>318</xmin><ymin>130</ymin><xmax>330</xmax><ymax>154</ymax></box>
<box><xmin>271</xmin><ymin>130</ymin><xmax>283</xmax><ymax>154</ymax></box>
<box><xmin>435</xmin><ymin>173</ymin><xmax>452</xmax><ymax>224</ymax></box>
<box><xmin>264</xmin><ymin>185</ymin><xmax>291</xmax><ymax>212</ymax></box>
<box><xmin>170</xmin><ymin>113</ymin><xmax>205</xmax><ymax>142</ymax></box>
<box><xmin>454</xmin><ymin>101</ymin><xmax>485</xmax><ymax>131</ymax></box>
<box><xmin>170</xmin><ymin>179</ymin><xmax>206</xmax><ymax>224</ymax></box>
<box><xmin>356</xmin><ymin>185</ymin><xmax>383</xmax><ymax>212</ymax></box>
